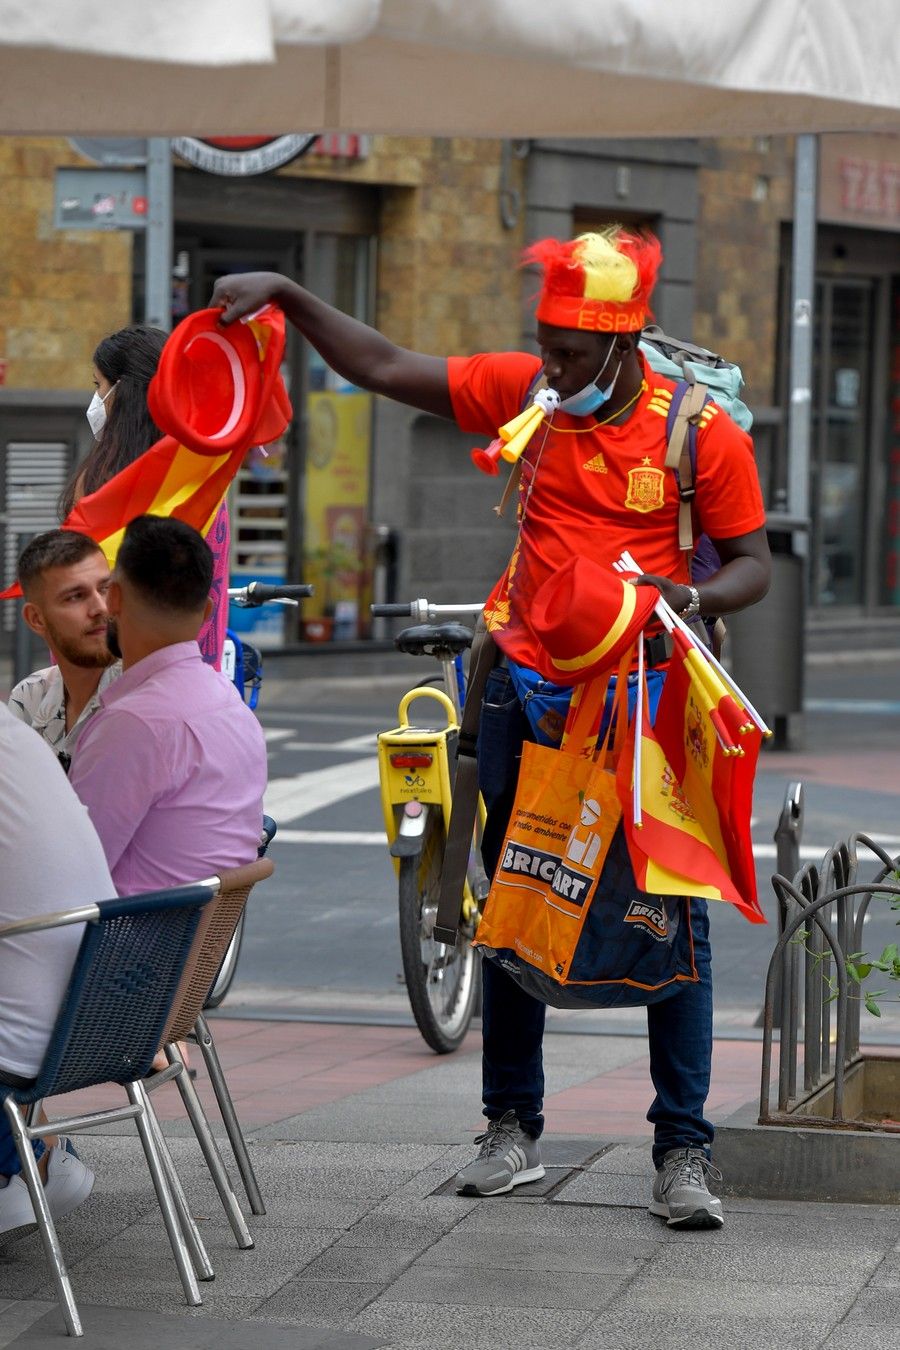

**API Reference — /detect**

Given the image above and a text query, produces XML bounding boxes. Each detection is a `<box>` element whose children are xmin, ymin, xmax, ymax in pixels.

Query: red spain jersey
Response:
<box><xmin>448</xmin><ymin>351</ymin><xmax>766</xmax><ymax>675</ymax></box>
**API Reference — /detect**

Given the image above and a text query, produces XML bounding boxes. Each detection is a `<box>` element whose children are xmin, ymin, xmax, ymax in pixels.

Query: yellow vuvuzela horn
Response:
<box><xmin>498</xmin><ymin>402</ymin><xmax>545</xmax><ymax>460</ymax></box>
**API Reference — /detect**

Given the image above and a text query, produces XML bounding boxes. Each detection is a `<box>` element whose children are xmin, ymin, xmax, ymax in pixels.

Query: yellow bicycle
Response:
<box><xmin>373</xmin><ymin>599</ymin><xmax>488</xmax><ymax>1053</ymax></box>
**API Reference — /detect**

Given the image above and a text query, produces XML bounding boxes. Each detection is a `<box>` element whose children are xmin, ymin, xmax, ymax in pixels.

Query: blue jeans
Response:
<box><xmin>0</xmin><ymin>1110</ymin><xmax>44</xmax><ymax>1177</ymax></box>
<box><xmin>477</xmin><ymin>664</ymin><xmax>715</xmax><ymax>1168</ymax></box>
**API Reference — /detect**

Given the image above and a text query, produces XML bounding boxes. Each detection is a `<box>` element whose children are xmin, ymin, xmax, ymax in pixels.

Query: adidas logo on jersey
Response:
<box><xmin>582</xmin><ymin>452</ymin><xmax>607</xmax><ymax>474</ymax></box>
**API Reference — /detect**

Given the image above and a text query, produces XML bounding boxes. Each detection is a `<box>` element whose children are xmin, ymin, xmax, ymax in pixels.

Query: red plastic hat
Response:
<box><xmin>530</xmin><ymin>556</ymin><xmax>659</xmax><ymax>683</ymax></box>
<box><xmin>148</xmin><ymin>308</ymin><xmax>277</xmax><ymax>455</ymax></box>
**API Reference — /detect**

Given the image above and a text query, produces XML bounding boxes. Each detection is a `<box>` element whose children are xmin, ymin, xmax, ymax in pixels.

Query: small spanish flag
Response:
<box><xmin>617</xmin><ymin>661</ymin><xmax>765</xmax><ymax>925</ymax></box>
<box><xmin>653</xmin><ymin>628</ymin><xmax>764</xmax><ymax>920</ymax></box>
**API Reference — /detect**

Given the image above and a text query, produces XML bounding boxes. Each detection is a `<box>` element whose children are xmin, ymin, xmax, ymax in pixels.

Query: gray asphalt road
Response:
<box><xmin>221</xmin><ymin>654</ymin><xmax>900</xmax><ymax>1042</ymax></box>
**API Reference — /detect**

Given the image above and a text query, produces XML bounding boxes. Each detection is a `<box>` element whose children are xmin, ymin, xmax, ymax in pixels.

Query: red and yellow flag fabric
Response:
<box><xmin>653</xmin><ymin>628</ymin><xmax>764</xmax><ymax>920</ymax></box>
<box><xmin>616</xmin><ymin>635</ymin><xmax>765</xmax><ymax>925</ymax></box>
<box><xmin>0</xmin><ymin>306</ymin><xmax>290</xmax><ymax>599</ymax></box>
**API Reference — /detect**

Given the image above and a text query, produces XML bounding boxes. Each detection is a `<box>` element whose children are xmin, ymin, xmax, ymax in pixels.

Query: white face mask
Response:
<box><xmin>86</xmin><ymin>384</ymin><xmax>116</xmax><ymax>437</ymax></box>
<box><xmin>557</xmin><ymin>340</ymin><xmax>621</xmax><ymax>416</ymax></box>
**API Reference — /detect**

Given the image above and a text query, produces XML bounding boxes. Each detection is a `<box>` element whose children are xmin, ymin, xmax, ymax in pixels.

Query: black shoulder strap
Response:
<box><xmin>433</xmin><ymin>618</ymin><xmax>497</xmax><ymax>946</ymax></box>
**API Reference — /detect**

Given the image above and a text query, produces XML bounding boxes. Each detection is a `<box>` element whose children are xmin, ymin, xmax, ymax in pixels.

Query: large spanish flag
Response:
<box><xmin>0</xmin><ymin>306</ymin><xmax>290</xmax><ymax>598</ymax></box>
<box><xmin>617</xmin><ymin>663</ymin><xmax>765</xmax><ymax>925</ymax></box>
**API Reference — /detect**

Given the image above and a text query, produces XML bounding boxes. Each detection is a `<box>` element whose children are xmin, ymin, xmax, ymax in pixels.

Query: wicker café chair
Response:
<box><xmin>142</xmin><ymin>855</ymin><xmax>274</xmax><ymax>1235</ymax></box>
<box><xmin>0</xmin><ymin>880</ymin><xmax>218</xmax><ymax>1338</ymax></box>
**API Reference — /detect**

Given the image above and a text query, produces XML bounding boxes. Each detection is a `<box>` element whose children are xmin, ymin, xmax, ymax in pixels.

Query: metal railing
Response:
<box><xmin>760</xmin><ymin>828</ymin><xmax>900</xmax><ymax>1125</ymax></box>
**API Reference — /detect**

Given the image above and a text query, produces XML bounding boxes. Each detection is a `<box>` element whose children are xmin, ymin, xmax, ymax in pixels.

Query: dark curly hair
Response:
<box><xmin>58</xmin><ymin>325</ymin><xmax>167</xmax><ymax>519</ymax></box>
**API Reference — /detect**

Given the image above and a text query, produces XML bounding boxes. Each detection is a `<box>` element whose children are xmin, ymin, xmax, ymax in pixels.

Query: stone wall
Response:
<box><xmin>0</xmin><ymin>135</ymin><xmax>525</xmax><ymax>391</ymax></box>
<box><xmin>0</xmin><ymin>138</ymin><xmax>132</xmax><ymax>391</ymax></box>
<box><xmin>694</xmin><ymin>137</ymin><xmax>794</xmax><ymax>406</ymax></box>
<box><xmin>288</xmin><ymin>135</ymin><xmax>526</xmax><ymax>355</ymax></box>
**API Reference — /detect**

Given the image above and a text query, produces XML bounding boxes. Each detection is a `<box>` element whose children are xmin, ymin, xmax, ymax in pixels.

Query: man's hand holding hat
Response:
<box><xmin>632</xmin><ymin>572</ymin><xmax>697</xmax><ymax>617</ymax></box>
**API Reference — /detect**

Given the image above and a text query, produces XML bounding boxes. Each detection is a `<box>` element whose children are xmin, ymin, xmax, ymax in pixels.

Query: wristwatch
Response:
<box><xmin>678</xmin><ymin>585</ymin><xmax>701</xmax><ymax>621</ymax></box>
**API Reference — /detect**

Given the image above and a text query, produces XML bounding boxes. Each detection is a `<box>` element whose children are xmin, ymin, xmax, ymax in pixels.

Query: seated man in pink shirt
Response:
<box><xmin>70</xmin><ymin>515</ymin><xmax>267</xmax><ymax>896</ymax></box>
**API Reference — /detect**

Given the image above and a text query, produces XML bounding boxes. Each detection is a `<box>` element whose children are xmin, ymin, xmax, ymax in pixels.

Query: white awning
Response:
<box><xmin>0</xmin><ymin>0</ymin><xmax>897</xmax><ymax>136</ymax></box>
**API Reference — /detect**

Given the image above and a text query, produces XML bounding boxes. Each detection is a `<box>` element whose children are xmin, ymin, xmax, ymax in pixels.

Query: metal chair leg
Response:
<box><xmin>133</xmin><ymin>1081</ymin><xmax>215</xmax><ymax>1281</ymax></box>
<box><xmin>165</xmin><ymin>1044</ymin><xmax>254</xmax><ymax>1249</ymax></box>
<box><xmin>193</xmin><ymin>1013</ymin><xmax>265</xmax><ymax>1215</ymax></box>
<box><xmin>4</xmin><ymin>1099</ymin><xmax>82</xmax><ymax>1337</ymax></box>
<box><xmin>125</xmin><ymin>1082</ymin><xmax>202</xmax><ymax>1307</ymax></box>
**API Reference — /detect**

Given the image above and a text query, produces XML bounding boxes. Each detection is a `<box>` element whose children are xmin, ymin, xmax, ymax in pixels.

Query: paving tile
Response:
<box><xmin>840</xmin><ymin>1287</ymin><xmax>900</xmax><ymax>1323</ymax></box>
<box><xmin>336</xmin><ymin>1212</ymin><xmax>466</xmax><ymax>1250</ymax></box>
<box><xmin>420</xmin><ymin>1228</ymin><xmax>655</xmax><ymax>1273</ymax></box>
<box><xmin>552</xmin><ymin>1170</ymin><xmax>649</xmax><ymax>1208</ymax></box>
<box><xmin>575</xmin><ymin>1315</ymin><xmax>837</xmax><ymax>1350</ymax></box>
<box><xmin>252</xmin><ymin>1280</ymin><xmax>386</xmax><ymax>1328</ymax></box>
<box><xmin>348</xmin><ymin>1299</ymin><xmax>596</xmax><ymax>1348</ymax></box>
<box><xmin>870</xmin><ymin>1248</ymin><xmax>900</xmax><ymax>1284</ymax></box>
<box><xmin>823</xmin><ymin>1329</ymin><xmax>900</xmax><ymax>1350</ymax></box>
<box><xmin>460</xmin><ymin>1199</ymin><xmax>663</xmax><ymax>1240</ymax></box>
<box><xmin>299</xmin><ymin>1245</ymin><xmax>420</xmax><ymax>1283</ymax></box>
<box><xmin>7</xmin><ymin>1302</ymin><xmax>385</xmax><ymax>1348</ymax></box>
<box><xmin>642</xmin><ymin>1243</ymin><xmax>885</xmax><ymax>1286</ymax></box>
<box><xmin>610</xmin><ymin>1277</ymin><xmax>858</xmax><ymax>1321</ymax></box>
<box><xmin>68</xmin><ymin>1222</ymin><xmax>339</xmax><ymax>1300</ymax></box>
<box><xmin>0</xmin><ymin>1303</ymin><xmax>54</xmax><ymax>1350</ymax></box>
<box><xmin>264</xmin><ymin>1140</ymin><xmax>456</xmax><ymax>1172</ymax></box>
<box><xmin>586</xmin><ymin>1142</ymin><xmax>655</xmax><ymax>1174</ymax></box>
<box><xmin>381</xmin><ymin>1264</ymin><xmax>629</xmax><ymax>1312</ymax></box>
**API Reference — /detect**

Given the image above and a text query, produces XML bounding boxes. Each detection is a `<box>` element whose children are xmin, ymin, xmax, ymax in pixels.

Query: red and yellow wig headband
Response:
<box><xmin>525</xmin><ymin>228</ymin><xmax>662</xmax><ymax>333</ymax></box>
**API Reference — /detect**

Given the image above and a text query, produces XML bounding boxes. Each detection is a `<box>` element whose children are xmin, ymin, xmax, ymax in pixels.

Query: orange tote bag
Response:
<box><xmin>474</xmin><ymin>672</ymin><xmax>624</xmax><ymax>984</ymax></box>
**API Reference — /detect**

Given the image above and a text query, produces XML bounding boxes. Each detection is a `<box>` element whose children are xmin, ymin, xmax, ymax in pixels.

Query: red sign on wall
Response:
<box><xmin>172</xmin><ymin>135</ymin><xmax>367</xmax><ymax>176</ymax></box>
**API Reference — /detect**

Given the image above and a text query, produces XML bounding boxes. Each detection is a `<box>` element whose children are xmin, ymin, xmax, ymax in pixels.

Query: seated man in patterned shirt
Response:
<box><xmin>7</xmin><ymin>531</ymin><xmax>120</xmax><ymax>770</ymax></box>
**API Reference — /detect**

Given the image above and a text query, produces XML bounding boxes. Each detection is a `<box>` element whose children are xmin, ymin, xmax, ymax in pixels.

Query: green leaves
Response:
<box><xmin>795</xmin><ymin>906</ymin><xmax>900</xmax><ymax>1018</ymax></box>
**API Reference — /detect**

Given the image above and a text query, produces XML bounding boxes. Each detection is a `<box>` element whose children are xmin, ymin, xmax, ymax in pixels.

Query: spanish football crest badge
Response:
<box><xmin>625</xmin><ymin>458</ymin><xmax>666</xmax><ymax>513</ymax></box>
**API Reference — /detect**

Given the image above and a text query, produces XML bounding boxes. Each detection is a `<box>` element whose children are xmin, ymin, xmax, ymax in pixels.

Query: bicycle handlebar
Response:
<box><xmin>370</xmin><ymin>603</ymin><xmax>416</xmax><ymax>617</ymax></box>
<box><xmin>228</xmin><ymin>581</ymin><xmax>314</xmax><ymax>608</ymax></box>
<box><xmin>371</xmin><ymin>598</ymin><xmax>484</xmax><ymax>623</ymax></box>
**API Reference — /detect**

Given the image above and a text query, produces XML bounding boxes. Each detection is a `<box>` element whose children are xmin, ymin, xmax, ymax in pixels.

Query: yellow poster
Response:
<box><xmin>303</xmin><ymin>390</ymin><xmax>372</xmax><ymax>637</ymax></box>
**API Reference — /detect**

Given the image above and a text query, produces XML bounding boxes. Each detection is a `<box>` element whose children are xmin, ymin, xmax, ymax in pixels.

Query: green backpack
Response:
<box><xmin>639</xmin><ymin>325</ymin><xmax>753</xmax><ymax>432</ymax></box>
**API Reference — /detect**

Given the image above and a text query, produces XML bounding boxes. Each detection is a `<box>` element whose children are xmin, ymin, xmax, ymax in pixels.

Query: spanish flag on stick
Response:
<box><xmin>0</xmin><ymin>306</ymin><xmax>291</xmax><ymax>599</ymax></box>
<box><xmin>651</xmin><ymin>627</ymin><xmax>765</xmax><ymax>922</ymax></box>
<box><xmin>616</xmin><ymin>670</ymin><xmax>764</xmax><ymax>924</ymax></box>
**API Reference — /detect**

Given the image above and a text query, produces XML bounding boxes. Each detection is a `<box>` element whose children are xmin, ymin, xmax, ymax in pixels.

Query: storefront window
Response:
<box><xmin>878</xmin><ymin>276</ymin><xmax>900</xmax><ymax>606</ymax></box>
<box><xmin>811</xmin><ymin>278</ymin><xmax>873</xmax><ymax>606</ymax></box>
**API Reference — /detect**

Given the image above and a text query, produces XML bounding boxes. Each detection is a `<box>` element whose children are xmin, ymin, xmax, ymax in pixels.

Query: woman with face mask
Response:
<box><xmin>58</xmin><ymin>325</ymin><xmax>230</xmax><ymax>669</ymax></box>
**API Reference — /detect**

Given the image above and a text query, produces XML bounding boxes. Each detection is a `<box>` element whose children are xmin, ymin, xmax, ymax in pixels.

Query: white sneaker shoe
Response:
<box><xmin>0</xmin><ymin>1139</ymin><xmax>94</xmax><ymax>1238</ymax></box>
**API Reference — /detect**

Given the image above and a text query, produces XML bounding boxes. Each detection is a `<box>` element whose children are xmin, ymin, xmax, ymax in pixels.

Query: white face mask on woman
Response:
<box><xmin>85</xmin><ymin>384</ymin><xmax>116</xmax><ymax>437</ymax></box>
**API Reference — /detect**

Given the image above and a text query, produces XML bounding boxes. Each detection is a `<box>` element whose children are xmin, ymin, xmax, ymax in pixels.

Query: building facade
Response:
<box><xmin>0</xmin><ymin>132</ymin><xmax>897</xmax><ymax>644</ymax></box>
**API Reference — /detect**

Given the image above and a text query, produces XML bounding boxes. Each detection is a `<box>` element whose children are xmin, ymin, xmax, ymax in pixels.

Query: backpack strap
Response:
<box><xmin>664</xmin><ymin>377</ymin><xmax>709</xmax><ymax>553</ymax></box>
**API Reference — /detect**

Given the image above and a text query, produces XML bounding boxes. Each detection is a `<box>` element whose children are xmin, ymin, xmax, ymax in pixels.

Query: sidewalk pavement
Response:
<box><xmin>1</xmin><ymin>650</ymin><xmax>898</xmax><ymax>1347</ymax></box>
<box><xmin>1</xmin><ymin>1018</ymin><xmax>897</xmax><ymax>1349</ymax></box>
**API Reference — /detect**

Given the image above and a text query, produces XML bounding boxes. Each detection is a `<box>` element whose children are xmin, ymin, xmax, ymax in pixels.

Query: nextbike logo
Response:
<box><xmin>499</xmin><ymin>843</ymin><xmax>594</xmax><ymax>908</ymax></box>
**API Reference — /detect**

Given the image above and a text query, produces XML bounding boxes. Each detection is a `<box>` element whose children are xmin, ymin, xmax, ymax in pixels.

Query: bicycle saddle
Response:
<box><xmin>394</xmin><ymin>622</ymin><xmax>474</xmax><ymax>657</ymax></box>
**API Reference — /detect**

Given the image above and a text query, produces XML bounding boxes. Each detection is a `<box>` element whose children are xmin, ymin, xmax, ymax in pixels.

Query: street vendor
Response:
<box><xmin>211</xmin><ymin>225</ymin><xmax>770</xmax><ymax>1230</ymax></box>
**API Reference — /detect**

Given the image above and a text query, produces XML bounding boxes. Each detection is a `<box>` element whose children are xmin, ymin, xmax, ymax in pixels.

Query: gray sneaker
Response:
<box><xmin>649</xmin><ymin>1147</ymin><xmax>724</xmax><ymax>1229</ymax></box>
<box><xmin>455</xmin><ymin>1110</ymin><xmax>545</xmax><ymax>1196</ymax></box>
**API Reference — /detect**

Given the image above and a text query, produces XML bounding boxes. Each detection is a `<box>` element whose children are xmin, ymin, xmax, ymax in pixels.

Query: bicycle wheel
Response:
<box><xmin>204</xmin><ymin>911</ymin><xmax>245</xmax><ymax>1010</ymax></box>
<box><xmin>398</xmin><ymin>810</ymin><xmax>481</xmax><ymax>1054</ymax></box>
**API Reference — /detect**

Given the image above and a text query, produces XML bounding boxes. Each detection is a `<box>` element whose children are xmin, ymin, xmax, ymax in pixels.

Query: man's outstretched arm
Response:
<box><xmin>211</xmin><ymin>272</ymin><xmax>454</xmax><ymax>420</ymax></box>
